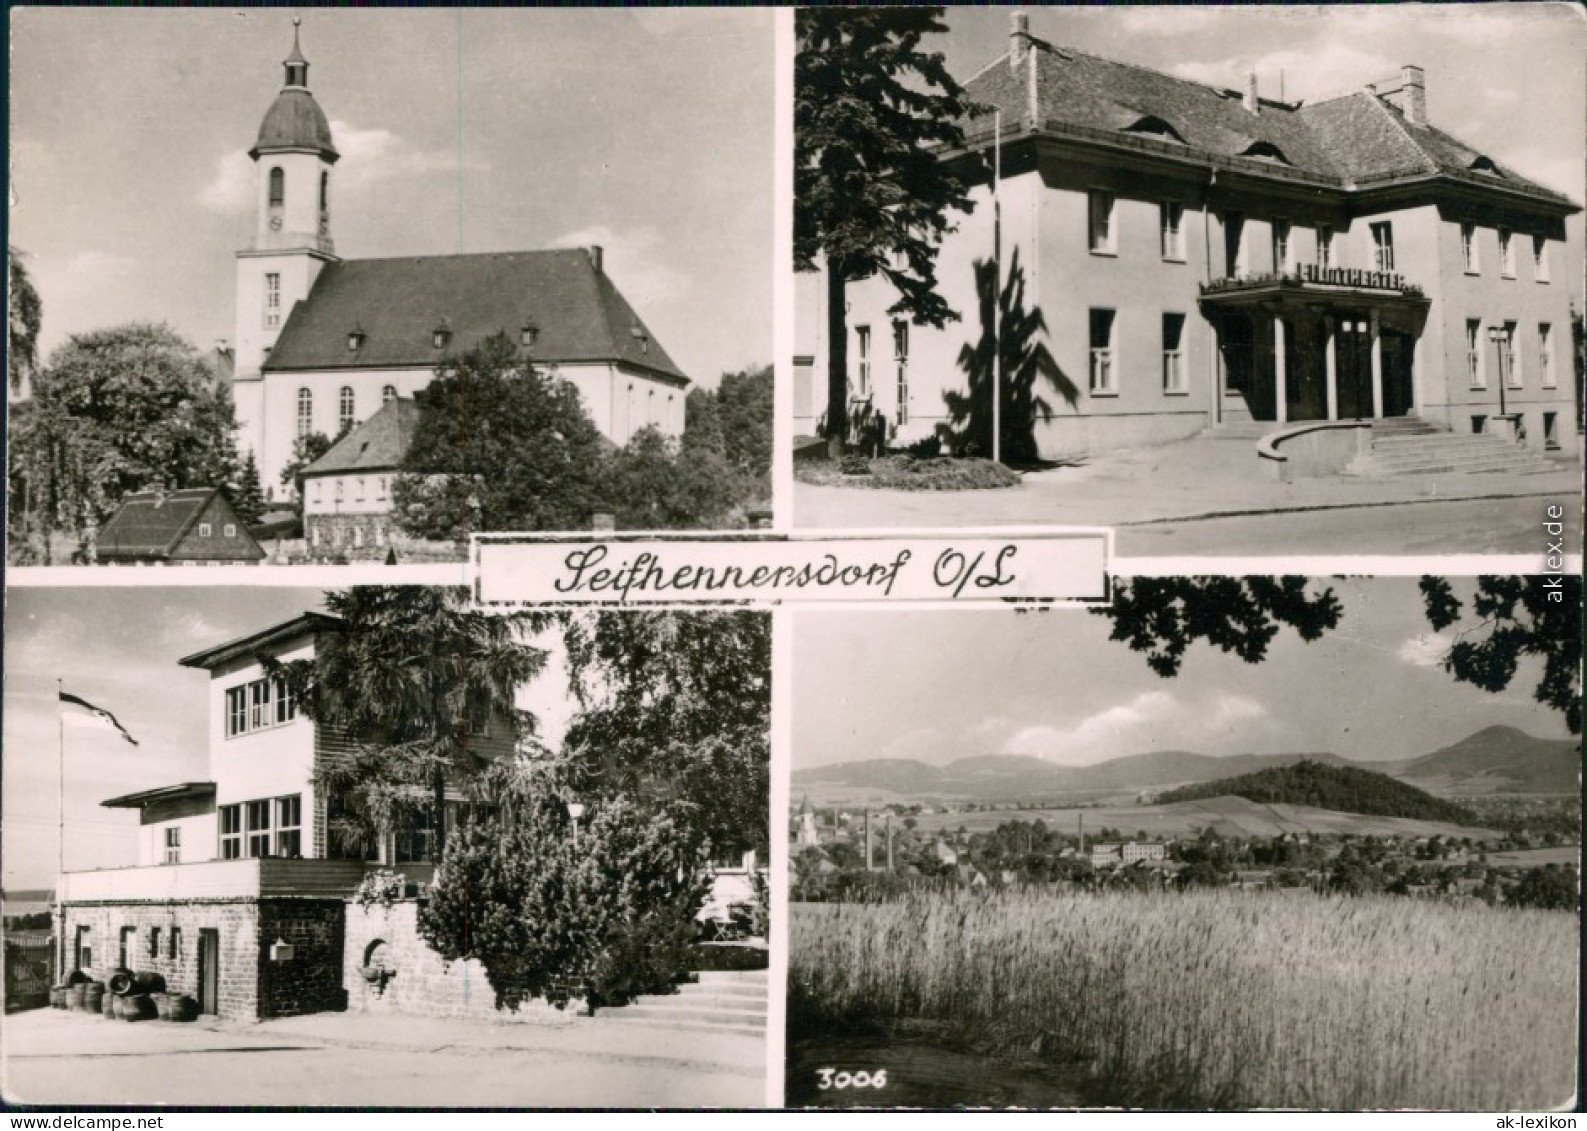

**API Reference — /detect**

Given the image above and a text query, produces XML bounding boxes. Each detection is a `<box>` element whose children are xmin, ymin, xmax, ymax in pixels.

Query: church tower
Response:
<box><xmin>233</xmin><ymin>19</ymin><xmax>340</xmax><ymax>487</ymax></box>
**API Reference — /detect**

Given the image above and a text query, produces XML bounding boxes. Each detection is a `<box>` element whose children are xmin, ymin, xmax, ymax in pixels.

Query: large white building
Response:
<box><xmin>231</xmin><ymin>24</ymin><xmax>689</xmax><ymax>499</ymax></box>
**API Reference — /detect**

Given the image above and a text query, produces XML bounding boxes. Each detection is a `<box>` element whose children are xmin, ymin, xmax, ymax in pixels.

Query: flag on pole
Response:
<box><xmin>58</xmin><ymin>691</ymin><xmax>139</xmax><ymax>746</ymax></box>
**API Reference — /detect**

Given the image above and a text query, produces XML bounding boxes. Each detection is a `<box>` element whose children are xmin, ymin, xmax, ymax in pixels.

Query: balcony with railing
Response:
<box><xmin>1200</xmin><ymin>265</ymin><xmax>1427</xmax><ymax>306</ymax></box>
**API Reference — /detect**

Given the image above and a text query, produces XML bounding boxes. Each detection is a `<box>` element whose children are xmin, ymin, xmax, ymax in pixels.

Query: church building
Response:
<box><xmin>231</xmin><ymin>24</ymin><xmax>689</xmax><ymax>500</ymax></box>
<box><xmin>795</xmin><ymin>14</ymin><xmax>1581</xmax><ymax>467</ymax></box>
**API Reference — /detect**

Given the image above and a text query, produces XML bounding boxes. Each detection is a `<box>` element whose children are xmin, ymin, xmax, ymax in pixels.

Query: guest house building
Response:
<box><xmin>795</xmin><ymin>14</ymin><xmax>1581</xmax><ymax>465</ymax></box>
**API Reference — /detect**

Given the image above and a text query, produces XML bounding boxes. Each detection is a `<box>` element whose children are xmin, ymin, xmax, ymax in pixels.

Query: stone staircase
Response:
<box><xmin>1209</xmin><ymin>420</ymin><xmax>1276</xmax><ymax>441</ymax></box>
<box><xmin>588</xmin><ymin>968</ymin><xmax>767</xmax><ymax>1037</ymax></box>
<box><xmin>1345</xmin><ymin>417</ymin><xmax>1556</xmax><ymax>477</ymax></box>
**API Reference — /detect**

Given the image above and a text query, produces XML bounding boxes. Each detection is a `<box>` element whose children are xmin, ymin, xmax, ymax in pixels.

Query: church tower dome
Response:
<box><xmin>249</xmin><ymin>19</ymin><xmax>339</xmax><ymax>164</ymax></box>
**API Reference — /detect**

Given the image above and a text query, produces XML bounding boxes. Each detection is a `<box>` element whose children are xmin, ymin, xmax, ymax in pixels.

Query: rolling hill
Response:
<box><xmin>794</xmin><ymin>727</ymin><xmax>1578</xmax><ymax>807</ymax></box>
<box><xmin>1155</xmin><ymin>760</ymin><xmax>1479</xmax><ymax>825</ymax></box>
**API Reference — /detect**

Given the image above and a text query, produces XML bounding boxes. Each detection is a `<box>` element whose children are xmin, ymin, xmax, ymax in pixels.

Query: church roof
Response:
<box><xmin>252</xmin><ymin>88</ymin><xmax>338</xmax><ymax>163</ymax></box>
<box><xmin>966</xmin><ymin>39</ymin><xmax>1576</xmax><ymax>210</ymax></box>
<box><xmin>263</xmin><ymin>248</ymin><xmax>689</xmax><ymax>384</ymax></box>
<box><xmin>302</xmin><ymin>397</ymin><xmax>421</xmax><ymax>477</ymax></box>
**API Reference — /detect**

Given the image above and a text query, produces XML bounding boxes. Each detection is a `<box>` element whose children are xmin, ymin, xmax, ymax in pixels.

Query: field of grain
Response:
<box><xmin>789</xmin><ymin>889</ymin><xmax>1579</xmax><ymax>1110</ymax></box>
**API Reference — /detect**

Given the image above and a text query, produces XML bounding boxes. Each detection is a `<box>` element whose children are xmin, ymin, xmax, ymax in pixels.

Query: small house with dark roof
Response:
<box><xmin>797</xmin><ymin>11</ymin><xmax>1580</xmax><ymax>467</ymax></box>
<box><xmin>229</xmin><ymin>26</ymin><xmax>689</xmax><ymax>499</ymax></box>
<box><xmin>95</xmin><ymin>488</ymin><xmax>265</xmax><ymax>566</ymax></box>
<box><xmin>299</xmin><ymin>396</ymin><xmax>420</xmax><ymax>555</ymax></box>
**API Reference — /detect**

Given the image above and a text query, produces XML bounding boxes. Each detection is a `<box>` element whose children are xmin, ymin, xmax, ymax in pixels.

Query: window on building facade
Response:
<box><xmin>120</xmin><ymin>927</ymin><xmax>134</xmax><ymax>969</ymax></box>
<box><xmin>264</xmin><ymin>273</ymin><xmax>281</xmax><ymax>329</ymax></box>
<box><xmin>1498</xmin><ymin>228</ymin><xmax>1515</xmax><ymax>278</ymax></box>
<box><xmin>1316</xmin><ymin>225</ymin><xmax>1334</xmax><ymax>269</ymax></box>
<box><xmin>169</xmin><ymin>928</ymin><xmax>182</xmax><ymax>960</ymax></box>
<box><xmin>395</xmin><ymin>803</ymin><xmax>437</xmax><ymax>864</ymax></box>
<box><xmin>149</xmin><ymin>928</ymin><xmax>161</xmax><ymax>959</ymax></box>
<box><xmin>382</xmin><ymin>384</ymin><xmax>397</xmax><ymax>405</ymax></box>
<box><xmin>1533</xmin><ymin>236</ymin><xmax>1550</xmax><ymax>282</ymax></box>
<box><xmin>224</xmin><ymin>524</ymin><xmax>236</xmax><ymax>538</ymax></box>
<box><xmin>199</xmin><ymin>523</ymin><xmax>212</xmax><ymax>538</ymax></box>
<box><xmin>246</xmin><ymin>800</ymin><xmax>272</xmax><ymax>858</ymax></box>
<box><xmin>1503</xmin><ymin>321</ymin><xmax>1521</xmax><ymax>386</ymax></box>
<box><xmin>647</xmin><ymin>389</ymin><xmax>656</xmax><ymax>427</ymax></box>
<box><xmin>220</xmin><ymin>804</ymin><xmax>242</xmax><ymax>859</ymax></box>
<box><xmin>226</xmin><ymin>675</ymin><xmax>296</xmax><ymax>738</ymax></box>
<box><xmin>1088</xmin><ymin>190</ymin><xmax>1116</xmax><ymax>254</ymax></box>
<box><xmin>1543</xmin><ymin>412</ymin><xmax>1560</xmax><ymax>450</ymax></box>
<box><xmin>268</xmin><ymin>167</ymin><xmax>284</xmax><ymax>207</ymax></box>
<box><xmin>1461</xmin><ymin>223</ymin><xmax>1479</xmax><ymax>273</ymax></box>
<box><xmin>1370</xmin><ymin>222</ymin><xmax>1394</xmax><ymax>271</ymax></box>
<box><xmin>320</xmin><ymin>171</ymin><xmax>329</xmax><ymax>218</ymax></box>
<box><xmin>164</xmin><ymin>826</ymin><xmax>181</xmax><ymax>864</ymax></box>
<box><xmin>1539</xmin><ymin>322</ymin><xmax>1555</xmax><ymax>388</ymax></box>
<box><xmin>276</xmin><ymin>795</ymin><xmax>303</xmax><ymax>858</ymax></box>
<box><xmin>1160</xmin><ymin>202</ymin><xmax>1184</xmax><ymax>260</ymax></box>
<box><xmin>893</xmin><ymin>321</ymin><xmax>910</xmax><ymax>424</ymax></box>
<box><xmin>75</xmin><ymin>927</ymin><xmax>92</xmax><ymax>972</ymax></box>
<box><xmin>1162</xmin><ymin>313</ymin><xmax>1186</xmax><ymax>393</ymax></box>
<box><xmin>297</xmin><ymin>388</ymin><xmax>313</xmax><ymax>437</ymax></box>
<box><xmin>1090</xmin><ymin>309</ymin><xmax>1117</xmax><ymax>394</ymax></box>
<box><xmin>1466</xmin><ymin>320</ymin><xmax>1485</xmax><ymax>388</ymax></box>
<box><xmin>339</xmin><ymin>387</ymin><xmax>355</xmax><ymax>432</ymax></box>
<box><xmin>1224</xmin><ymin>213</ymin><xmax>1246</xmax><ymax>276</ymax></box>
<box><xmin>1272</xmin><ymin>221</ymin><xmax>1291</xmax><ymax>273</ymax></box>
<box><xmin>855</xmin><ymin>325</ymin><xmax>871</xmax><ymax>395</ymax></box>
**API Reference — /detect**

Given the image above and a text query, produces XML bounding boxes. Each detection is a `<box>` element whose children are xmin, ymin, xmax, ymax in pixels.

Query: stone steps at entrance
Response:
<box><xmin>585</xmin><ymin>968</ymin><xmax>768</xmax><ymax>1036</ymax></box>
<box><xmin>1346</xmin><ymin>421</ymin><xmax>1555</xmax><ymax>477</ymax></box>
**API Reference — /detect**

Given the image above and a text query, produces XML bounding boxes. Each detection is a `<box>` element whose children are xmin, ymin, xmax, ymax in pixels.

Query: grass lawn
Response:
<box><xmin>795</xmin><ymin>452</ymin><xmax>1019</xmax><ymax>492</ymax></box>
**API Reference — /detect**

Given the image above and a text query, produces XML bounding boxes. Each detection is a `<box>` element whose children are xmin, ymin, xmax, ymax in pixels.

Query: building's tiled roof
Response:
<box><xmin>967</xmin><ymin>40</ymin><xmax>1576</xmax><ymax>208</ymax></box>
<box><xmin>252</xmin><ymin>87</ymin><xmax>338</xmax><ymax>162</ymax></box>
<box><xmin>302</xmin><ymin>397</ymin><xmax>420</xmax><ymax>477</ymax></box>
<box><xmin>95</xmin><ymin>489</ymin><xmax>230</xmax><ymax>559</ymax></box>
<box><xmin>102</xmin><ymin>783</ymin><xmax>216</xmax><ymax>809</ymax></box>
<box><xmin>264</xmin><ymin>248</ymin><xmax>689</xmax><ymax>383</ymax></box>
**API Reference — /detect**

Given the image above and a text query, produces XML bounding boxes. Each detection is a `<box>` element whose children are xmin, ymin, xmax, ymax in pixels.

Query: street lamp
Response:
<box><xmin>566</xmin><ymin>801</ymin><xmax>585</xmax><ymax>847</ymax></box>
<box><xmin>1487</xmin><ymin>326</ymin><xmax>1509</xmax><ymax>420</ymax></box>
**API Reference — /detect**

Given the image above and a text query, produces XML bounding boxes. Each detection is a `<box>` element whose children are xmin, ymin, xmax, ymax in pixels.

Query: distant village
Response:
<box><xmin>789</xmin><ymin>799</ymin><xmax>1578</xmax><ymax>908</ymax></box>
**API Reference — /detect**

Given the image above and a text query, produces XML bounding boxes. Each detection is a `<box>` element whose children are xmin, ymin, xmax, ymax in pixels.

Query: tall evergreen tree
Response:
<box><xmin>795</xmin><ymin>7</ymin><xmax>974</xmax><ymax>453</ymax></box>
<box><xmin>229</xmin><ymin>452</ymin><xmax>266</xmax><ymax>525</ymax></box>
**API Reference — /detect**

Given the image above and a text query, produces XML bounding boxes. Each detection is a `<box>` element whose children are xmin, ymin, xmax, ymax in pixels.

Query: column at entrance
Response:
<box><xmin>1273</xmin><ymin>315</ymin><xmax>1288</xmax><ymax>425</ymax></box>
<box><xmin>1324</xmin><ymin>317</ymin><xmax>1338</xmax><ymax>421</ymax></box>
<box><xmin>1369</xmin><ymin>312</ymin><xmax>1384</xmax><ymax>420</ymax></box>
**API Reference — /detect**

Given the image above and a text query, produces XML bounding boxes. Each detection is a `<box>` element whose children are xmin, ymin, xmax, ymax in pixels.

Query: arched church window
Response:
<box><xmin>339</xmin><ymin>387</ymin><xmax>355</xmax><ymax>432</ymax></box>
<box><xmin>320</xmin><ymin>172</ymin><xmax>329</xmax><ymax>215</ymax></box>
<box><xmin>297</xmin><ymin>388</ymin><xmax>313</xmax><ymax>437</ymax></box>
<box><xmin>382</xmin><ymin>385</ymin><xmax>396</xmax><ymax>405</ymax></box>
<box><xmin>269</xmin><ymin>167</ymin><xmax>285</xmax><ymax>208</ymax></box>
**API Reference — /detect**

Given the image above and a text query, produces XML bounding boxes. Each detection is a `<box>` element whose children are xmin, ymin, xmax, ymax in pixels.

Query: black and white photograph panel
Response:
<box><xmin>792</xmin><ymin>6</ymin><xmax>1584</xmax><ymax>555</ymax></box>
<box><xmin>7</xmin><ymin>8</ymin><xmax>773</xmax><ymax>567</ymax></box>
<box><xmin>786</xmin><ymin>577</ymin><xmax>1580</xmax><ymax>1109</ymax></box>
<box><xmin>2</xmin><ymin>587</ymin><xmax>770</xmax><ymax>1107</ymax></box>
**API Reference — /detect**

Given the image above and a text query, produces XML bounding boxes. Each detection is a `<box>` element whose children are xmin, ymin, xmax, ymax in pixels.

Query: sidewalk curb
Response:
<box><xmin>1117</xmin><ymin>489</ymin><xmax>1572</xmax><ymax>528</ymax></box>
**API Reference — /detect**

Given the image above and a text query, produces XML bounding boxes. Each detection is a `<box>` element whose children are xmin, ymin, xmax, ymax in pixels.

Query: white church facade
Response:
<box><xmin>230</xmin><ymin>25</ymin><xmax>689</xmax><ymax>499</ymax></box>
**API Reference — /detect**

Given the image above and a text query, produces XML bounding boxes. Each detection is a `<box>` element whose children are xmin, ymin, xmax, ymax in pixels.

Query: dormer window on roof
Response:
<box><xmin>432</xmin><ymin>320</ymin><xmax>452</xmax><ymax>350</ymax></box>
<box><xmin>520</xmin><ymin>323</ymin><xmax>539</xmax><ymax>348</ymax></box>
<box><xmin>1123</xmin><ymin>115</ymin><xmax>1186</xmax><ymax>145</ymax></box>
<box><xmin>1240</xmin><ymin>141</ymin><xmax>1293</xmax><ymax>165</ymax></box>
<box><xmin>1469</xmin><ymin>156</ymin><xmax>1505</xmax><ymax>177</ymax></box>
<box><xmin>347</xmin><ymin>325</ymin><xmax>366</xmax><ymax>352</ymax></box>
<box><xmin>631</xmin><ymin>326</ymin><xmax>649</xmax><ymax>354</ymax></box>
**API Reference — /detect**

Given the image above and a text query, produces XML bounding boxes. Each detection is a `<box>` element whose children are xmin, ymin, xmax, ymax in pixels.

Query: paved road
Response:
<box><xmin>2</xmin><ymin>1011</ymin><xmax>765</xmax><ymax>1108</ymax></box>
<box><xmin>1117</xmin><ymin>495</ymin><xmax>1580</xmax><ymax>557</ymax></box>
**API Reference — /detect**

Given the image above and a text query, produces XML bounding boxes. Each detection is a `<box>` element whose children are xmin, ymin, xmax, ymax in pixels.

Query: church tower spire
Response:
<box><xmin>284</xmin><ymin>16</ymin><xmax>309</xmax><ymax>89</ymax></box>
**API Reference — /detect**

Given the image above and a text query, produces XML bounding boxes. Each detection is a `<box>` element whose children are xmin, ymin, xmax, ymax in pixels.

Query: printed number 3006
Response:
<box><xmin>816</xmin><ymin>1068</ymin><xmax>887</xmax><ymax>1090</ymax></box>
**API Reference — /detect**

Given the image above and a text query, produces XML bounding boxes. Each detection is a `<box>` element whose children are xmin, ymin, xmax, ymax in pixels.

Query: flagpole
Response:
<box><xmin>57</xmin><ymin>678</ymin><xmax>66</xmax><ymax>979</ymax></box>
<box><xmin>992</xmin><ymin>109</ymin><xmax>1002</xmax><ymax>467</ymax></box>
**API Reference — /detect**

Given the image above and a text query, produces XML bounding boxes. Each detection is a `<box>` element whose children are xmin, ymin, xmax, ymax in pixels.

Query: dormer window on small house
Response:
<box><xmin>348</xmin><ymin>325</ymin><xmax>366</xmax><ymax>352</ymax></box>
<box><xmin>432</xmin><ymin>320</ymin><xmax>452</xmax><ymax>350</ymax></box>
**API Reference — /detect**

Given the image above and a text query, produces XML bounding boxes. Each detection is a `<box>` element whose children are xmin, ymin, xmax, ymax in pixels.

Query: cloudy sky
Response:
<box><xmin>9</xmin><ymin>8</ymin><xmax>774</xmax><ymax>385</ymax></box>
<box><xmin>2</xmin><ymin>588</ymin><xmax>576</xmax><ymax>891</ymax></box>
<box><xmin>793</xmin><ymin>577</ymin><xmax>1576</xmax><ymax>770</ymax></box>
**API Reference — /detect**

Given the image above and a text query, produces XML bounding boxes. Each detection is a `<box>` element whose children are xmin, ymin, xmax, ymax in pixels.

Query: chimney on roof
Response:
<box><xmin>1368</xmin><ymin>65</ymin><xmax>1427</xmax><ymax>125</ymax></box>
<box><xmin>1244</xmin><ymin>72</ymin><xmax>1259</xmax><ymax>114</ymax></box>
<box><xmin>1010</xmin><ymin>10</ymin><xmax>1029</xmax><ymax>70</ymax></box>
<box><xmin>587</xmin><ymin>245</ymin><xmax>603</xmax><ymax>274</ymax></box>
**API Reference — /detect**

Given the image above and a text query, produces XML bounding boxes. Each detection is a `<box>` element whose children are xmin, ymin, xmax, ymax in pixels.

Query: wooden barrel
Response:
<box><xmin>83</xmin><ymin>983</ymin><xmax>105</xmax><ymax>1012</ymax></box>
<box><xmin>152</xmin><ymin>993</ymin><xmax>172</xmax><ymax>1021</ymax></box>
<box><xmin>68</xmin><ymin>984</ymin><xmax>88</xmax><ymax>1011</ymax></box>
<box><xmin>122</xmin><ymin>994</ymin><xmax>152</xmax><ymax>1021</ymax></box>
<box><xmin>170</xmin><ymin>995</ymin><xmax>198</xmax><ymax>1022</ymax></box>
<box><xmin>101</xmin><ymin>986</ymin><xmax>116</xmax><ymax>1018</ymax></box>
<box><xmin>49</xmin><ymin>986</ymin><xmax>65</xmax><ymax>1009</ymax></box>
